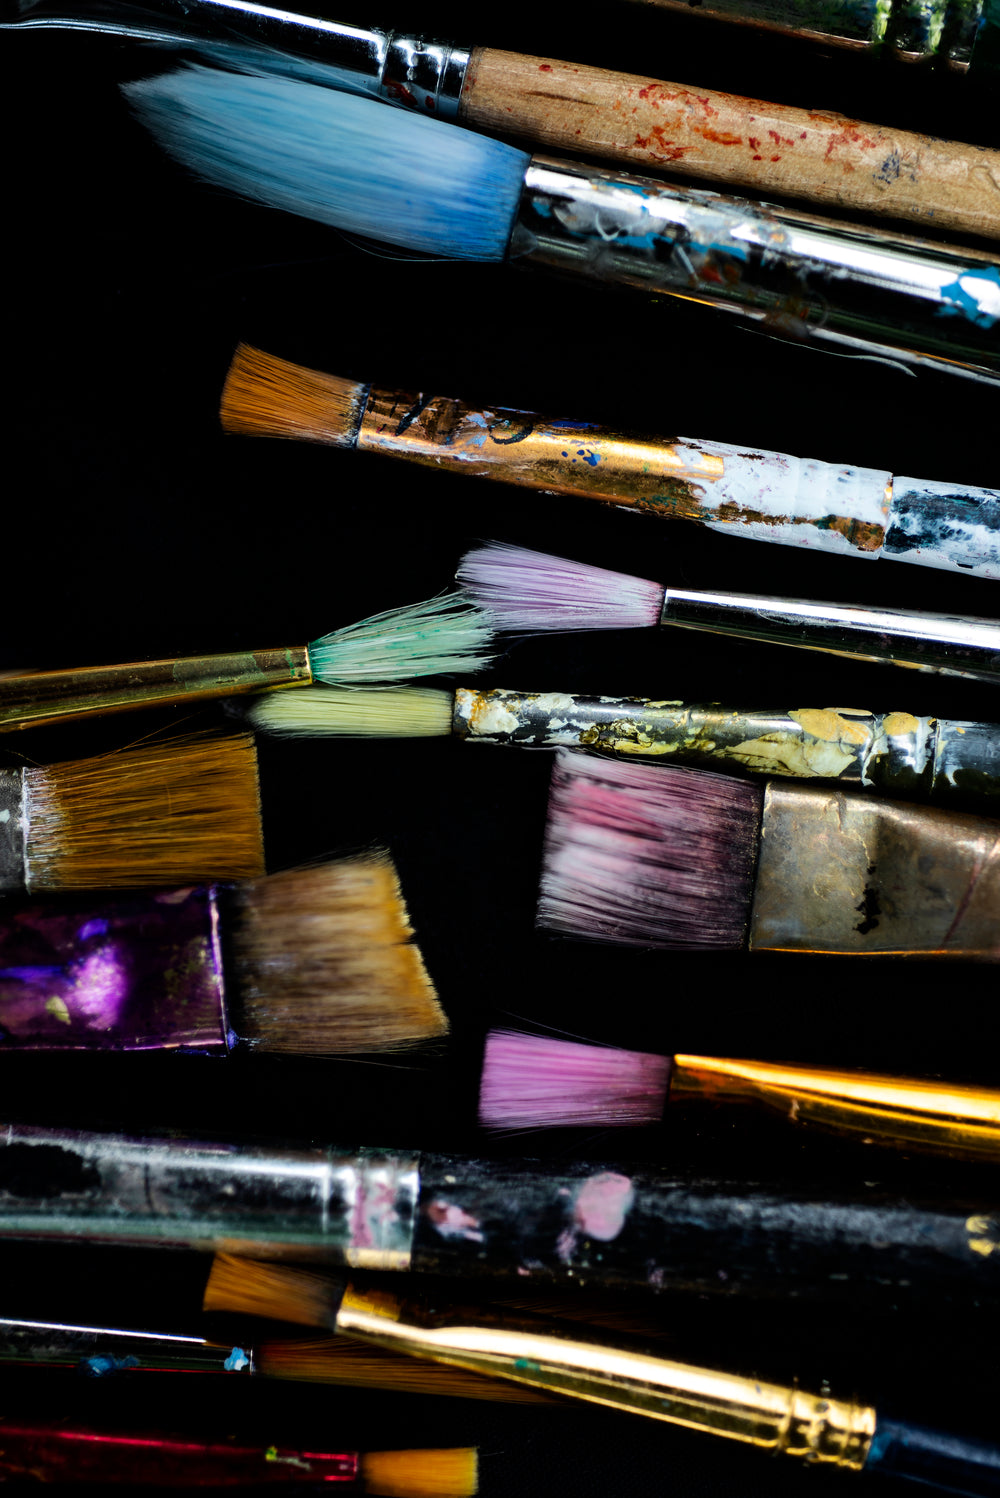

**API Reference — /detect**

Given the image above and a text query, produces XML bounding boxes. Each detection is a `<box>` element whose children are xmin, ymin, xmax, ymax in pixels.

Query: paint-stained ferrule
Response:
<box><xmin>336</xmin><ymin>1283</ymin><xmax>875</xmax><ymax>1465</ymax></box>
<box><xmin>0</xmin><ymin>885</ymin><xmax>228</xmax><ymax>1051</ymax></box>
<box><xmin>749</xmin><ymin>780</ymin><xmax>1000</xmax><ymax>957</ymax></box>
<box><xmin>661</xmin><ymin>588</ymin><xmax>1000</xmax><ymax>683</ymax></box>
<box><xmin>884</xmin><ymin>476</ymin><xmax>1000</xmax><ymax>577</ymax></box>
<box><xmin>0</xmin><ymin>1127</ymin><xmax>419</xmax><ymax>1267</ymax></box>
<box><xmin>0</xmin><ymin>769</ymin><xmax>26</xmax><ymax>894</ymax></box>
<box><xmin>0</xmin><ymin>648</ymin><xmax>312</xmax><ymax>734</ymax></box>
<box><xmin>511</xmin><ymin>157</ymin><xmax>1000</xmax><ymax>386</ymax></box>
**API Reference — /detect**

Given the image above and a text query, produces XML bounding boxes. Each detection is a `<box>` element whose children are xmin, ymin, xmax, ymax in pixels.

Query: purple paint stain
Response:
<box><xmin>427</xmin><ymin>1200</ymin><xmax>485</xmax><ymax>1242</ymax></box>
<box><xmin>573</xmin><ymin>1173</ymin><xmax>635</xmax><ymax>1241</ymax></box>
<box><xmin>77</xmin><ymin>919</ymin><xmax>109</xmax><ymax>940</ymax></box>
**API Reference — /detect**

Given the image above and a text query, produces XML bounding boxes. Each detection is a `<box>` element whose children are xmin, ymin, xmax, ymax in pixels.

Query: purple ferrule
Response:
<box><xmin>0</xmin><ymin>886</ymin><xmax>228</xmax><ymax>1051</ymax></box>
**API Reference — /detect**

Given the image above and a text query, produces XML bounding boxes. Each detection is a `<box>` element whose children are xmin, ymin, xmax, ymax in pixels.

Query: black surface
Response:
<box><xmin>3</xmin><ymin>7</ymin><xmax>1000</xmax><ymax>1496</ymax></box>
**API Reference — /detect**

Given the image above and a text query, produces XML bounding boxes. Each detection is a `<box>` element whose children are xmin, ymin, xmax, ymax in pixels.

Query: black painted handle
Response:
<box><xmin>867</xmin><ymin>1416</ymin><xmax>1000</xmax><ymax>1497</ymax></box>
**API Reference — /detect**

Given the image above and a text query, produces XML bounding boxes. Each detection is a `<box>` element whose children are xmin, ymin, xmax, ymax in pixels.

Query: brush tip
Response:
<box><xmin>479</xmin><ymin>1029</ymin><xmax>671</xmax><ymax>1130</ymax></box>
<box><xmin>203</xmin><ymin>1253</ymin><xmax>342</xmax><ymax>1327</ymax></box>
<box><xmin>538</xmin><ymin>751</ymin><xmax>761</xmax><ymax>950</ymax></box>
<box><xmin>361</xmin><ymin>1449</ymin><xmax>478</xmax><ymax>1498</ymax></box>
<box><xmin>457</xmin><ymin>543</ymin><xmax>664</xmax><ymax>633</ymax></box>
<box><xmin>308</xmin><ymin>594</ymin><xmax>495</xmax><ymax>686</ymax></box>
<box><xmin>221</xmin><ymin>343</ymin><xmax>367</xmax><ymax>446</ymax></box>
<box><xmin>246</xmin><ymin>686</ymin><xmax>455</xmax><ymax>739</ymax></box>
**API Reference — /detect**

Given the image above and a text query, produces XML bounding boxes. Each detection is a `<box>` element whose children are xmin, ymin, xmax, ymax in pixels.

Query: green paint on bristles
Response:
<box><xmin>307</xmin><ymin>592</ymin><xmax>496</xmax><ymax>685</ymax></box>
<box><xmin>248</xmin><ymin>685</ymin><xmax>455</xmax><ymax>738</ymax></box>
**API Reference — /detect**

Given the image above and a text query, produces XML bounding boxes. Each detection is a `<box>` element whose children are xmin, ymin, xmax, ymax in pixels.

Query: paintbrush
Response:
<box><xmin>8</xmin><ymin>4</ymin><xmax>1000</xmax><ymax>236</ymax></box>
<box><xmin>0</xmin><ymin>732</ymin><xmax>263</xmax><ymax>891</ymax></box>
<box><xmin>538</xmin><ymin>748</ymin><xmax>1000</xmax><ymax>958</ymax></box>
<box><xmin>0</xmin><ymin>1412</ymin><xmax>477</xmax><ymax>1494</ymax></box>
<box><xmin>222</xmin><ymin>344</ymin><xmax>1000</xmax><ymax>579</ymax></box>
<box><xmin>245</xmin><ymin>686</ymin><xmax>1000</xmax><ymax>814</ymax></box>
<box><xmin>479</xmin><ymin>1030</ymin><xmax>1000</xmax><ymax>1161</ymax></box>
<box><xmin>124</xmin><ymin>68</ymin><xmax>1000</xmax><ymax>388</ymax></box>
<box><xmin>458</xmin><ymin>541</ymin><xmax>1000</xmax><ymax>684</ymax></box>
<box><xmin>0</xmin><ymin>851</ymin><xmax>444</xmax><ymax>1054</ymax></box>
<box><xmin>0</xmin><ymin>1123</ymin><xmax>997</xmax><ymax>1305</ymax></box>
<box><xmin>0</xmin><ymin>593</ymin><xmax>493</xmax><ymax>734</ymax></box>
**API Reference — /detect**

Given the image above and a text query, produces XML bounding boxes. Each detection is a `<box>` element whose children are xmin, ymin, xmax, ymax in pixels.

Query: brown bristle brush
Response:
<box><xmin>0</xmin><ymin>851</ymin><xmax>445</xmax><ymax>1055</ymax></box>
<box><xmin>0</xmin><ymin>732</ymin><xmax>264</xmax><ymax>891</ymax></box>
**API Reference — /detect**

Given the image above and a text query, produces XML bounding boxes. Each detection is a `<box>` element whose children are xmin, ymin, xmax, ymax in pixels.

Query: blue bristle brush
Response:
<box><xmin>125</xmin><ymin>64</ymin><xmax>1000</xmax><ymax>386</ymax></box>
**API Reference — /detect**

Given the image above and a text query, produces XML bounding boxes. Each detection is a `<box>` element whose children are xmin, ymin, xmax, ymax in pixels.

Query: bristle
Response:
<box><xmin>220</xmin><ymin>343</ymin><xmax>367</xmax><ymax>446</ymax></box>
<box><xmin>538</xmin><ymin>751</ymin><xmax>761</xmax><ymax>949</ymax></box>
<box><xmin>23</xmin><ymin>733</ymin><xmax>264</xmax><ymax>891</ymax></box>
<box><xmin>257</xmin><ymin>1337</ymin><xmax>549</xmax><ymax>1403</ymax></box>
<box><xmin>307</xmin><ymin>594</ymin><xmax>495</xmax><ymax>685</ymax></box>
<box><xmin>361</xmin><ymin>1449</ymin><xmax>478</xmax><ymax>1498</ymax></box>
<box><xmin>247</xmin><ymin>686</ymin><xmax>455</xmax><ymax>739</ymax></box>
<box><xmin>203</xmin><ymin>1254</ymin><xmax>342</xmax><ymax>1327</ymax></box>
<box><xmin>125</xmin><ymin>66</ymin><xmax>529</xmax><ymax>261</ymax></box>
<box><xmin>457</xmin><ymin>543</ymin><xmax>664</xmax><ymax>632</ymax></box>
<box><xmin>479</xmin><ymin>1030</ymin><xmax>671</xmax><ymax>1130</ymax></box>
<box><xmin>231</xmin><ymin>851</ymin><xmax>447</xmax><ymax>1053</ymax></box>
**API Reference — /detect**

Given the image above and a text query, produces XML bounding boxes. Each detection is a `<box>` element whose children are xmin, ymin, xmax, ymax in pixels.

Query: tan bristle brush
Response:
<box><xmin>0</xmin><ymin>852</ymin><xmax>445</xmax><ymax>1055</ymax></box>
<box><xmin>0</xmin><ymin>732</ymin><xmax>264</xmax><ymax>891</ymax></box>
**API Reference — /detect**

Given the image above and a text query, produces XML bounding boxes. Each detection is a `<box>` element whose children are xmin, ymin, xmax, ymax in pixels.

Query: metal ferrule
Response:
<box><xmin>0</xmin><ymin>647</ymin><xmax>311</xmax><ymax>734</ymax></box>
<box><xmin>335</xmin><ymin>1285</ymin><xmax>875</xmax><ymax>1467</ymax></box>
<box><xmin>660</xmin><ymin>588</ymin><xmax>1000</xmax><ymax>683</ymax></box>
<box><xmin>0</xmin><ymin>2</ymin><xmax>470</xmax><ymax>117</ymax></box>
<box><xmin>512</xmin><ymin>158</ymin><xmax>1000</xmax><ymax>387</ymax></box>
<box><xmin>671</xmin><ymin>1056</ymin><xmax>1000</xmax><ymax>1159</ymax></box>
<box><xmin>0</xmin><ymin>768</ymin><xmax>26</xmax><ymax>895</ymax></box>
<box><xmin>637</xmin><ymin>0</ymin><xmax>982</xmax><ymax>67</ymax></box>
<box><xmin>0</xmin><ymin>1127</ymin><xmax>418</xmax><ymax>1267</ymax></box>
<box><xmin>0</xmin><ymin>1315</ymin><xmax>253</xmax><ymax>1375</ymax></box>
<box><xmin>749</xmin><ymin>780</ymin><xmax>1000</xmax><ymax>957</ymax></box>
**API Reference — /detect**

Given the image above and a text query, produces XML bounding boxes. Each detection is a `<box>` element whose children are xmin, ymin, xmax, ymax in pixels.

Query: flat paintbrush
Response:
<box><xmin>538</xmin><ymin>748</ymin><xmax>1000</xmax><ymax>959</ymax></box>
<box><xmin>458</xmin><ymin>541</ymin><xmax>1000</xmax><ymax>685</ymax></box>
<box><xmin>246</xmin><ymin>685</ymin><xmax>1000</xmax><ymax>814</ymax></box>
<box><xmin>479</xmin><ymin>1030</ymin><xmax>1000</xmax><ymax>1162</ymax></box>
<box><xmin>222</xmin><ymin>343</ymin><xmax>1000</xmax><ymax>579</ymax></box>
<box><xmin>124</xmin><ymin>68</ymin><xmax>1000</xmax><ymax>389</ymax></box>
<box><xmin>0</xmin><ymin>732</ymin><xmax>263</xmax><ymax>891</ymax></box>
<box><xmin>0</xmin><ymin>851</ymin><xmax>444</xmax><ymax>1055</ymax></box>
<box><xmin>8</xmin><ymin>2</ymin><xmax>1000</xmax><ymax>235</ymax></box>
<box><xmin>0</xmin><ymin>1123</ymin><xmax>998</xmax><ymax>1307</ymax></box>
<box><xmin>0</xmin><ymin>592</ymin><xmax>493</xmax><ymax>734</ymax></box>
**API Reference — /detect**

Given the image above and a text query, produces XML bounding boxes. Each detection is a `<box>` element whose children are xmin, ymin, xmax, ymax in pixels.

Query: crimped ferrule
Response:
<box><xmin>512</xmin><ymin>158</ymin><xmax>1000</xmax><ymax>385</ymax></box>
<box><xmin>0</xmin><ymin>768</ymin><xmax>26</xmax><ymax>894</ymax></box>
<box><xmin>335</xmin><ymin>1285</ymin><xmax>875</xmax><ymax>1467</ymax></box>
<box><xmin>749</xmin><ymin>781</ymin><xmax>1000</xmax><ymax>957</ymax></box>
<box><xmin>0</xmin><ymin>647</ymin><xmax>312</xmax><ymax>733</ymax></box>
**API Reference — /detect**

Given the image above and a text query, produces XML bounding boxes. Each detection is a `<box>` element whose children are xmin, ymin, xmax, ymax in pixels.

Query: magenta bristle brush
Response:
<box><xmin>479</xmin><ymin>1030</ymin><xmax>670</xmax><ymax>1130</ymax></box>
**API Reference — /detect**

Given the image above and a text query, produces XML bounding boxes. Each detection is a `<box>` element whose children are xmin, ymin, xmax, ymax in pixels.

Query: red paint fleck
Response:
<box><xmin>752</xmin><ymin>154</ymin><xmax>763</xmax><ymax>161</ymax></box>
<box><xmin>539</xmin><ymin>63</ymin><xmax>552</xmax><ymax>71</ymax></box>
<box><xmin>800</xmin><ymin>131</ymin><xmax>807</xmax><ymax>139</ymax></box>
<box><xmin>425</xmin><ymin>97</ymin><xmax>435</xmax><ymax>110</ymax></box>
<box><xmin>700</xmin><ymin>127</ymin><xmax>743</xmax><ymax>146</ymax></box>
<box><xmin>768</xmin><ymin>129</ymin><xmax>794</xmax><ymax>147</ymax></box>
<box><xmin>771</xmin><ymin>155</ymin><xmax>781</xmax><ymax>161</ymax></box>
<box><xmin>383</xmin><ymin>78</ymin><xmax>416</xmax><ymax>106</ymax></box>
<box><xmin>748</xmin><ymin>136</ymin><xmax>760</xmax><ymax>150</ymax></box>
<box><xmin>632</xmin><ymin>123</ymin><xmax>692</xmax><ymax>160</ymax></box>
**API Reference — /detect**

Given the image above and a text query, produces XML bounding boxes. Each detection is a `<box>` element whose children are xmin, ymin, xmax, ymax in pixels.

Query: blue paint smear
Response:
<box><xmin>577</xmin><ymin>449</ymin><xmax>601</xmax><ymax>466</ymax></box>
<box><xmin>77</xmin><ymin>919</ymin><xmax>110</xmax><ymax>940</ymax></box>
<box><xmin>79</xmin><ymin>1354</ymin><xmax>140</xmax><ymax>1378</ymax></box>
<box><xmin>225</xmin><ymin>1347</ymin><xmax>250</xmax><ymax>1371</ymax></box>
<box><xmin>547</xmin><ymin>419</ymin><xmax>602</xmax><ymax>431</ymax></box>
<box><xmin>937</xmin><ymin>267</ymin><xmax>1000</xmax><ymax>328</ymax></box>
<box><xmin>0</xmin><ymin>966</ymin><xmax>64</xmax><ymax>982</ymax></box>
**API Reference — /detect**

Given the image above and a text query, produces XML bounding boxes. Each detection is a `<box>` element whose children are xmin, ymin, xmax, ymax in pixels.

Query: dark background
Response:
<box><xmin>3</xmin><ymin>4</ymin><xmax>1000</xmax><ymax>1494</ymax></box>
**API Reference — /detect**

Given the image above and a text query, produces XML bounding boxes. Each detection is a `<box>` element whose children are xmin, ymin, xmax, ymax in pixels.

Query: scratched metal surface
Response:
<box><xmin>2</xmin><ymin>7</ymin><xmax>1000</xmax><ymax>1494</ymax></box>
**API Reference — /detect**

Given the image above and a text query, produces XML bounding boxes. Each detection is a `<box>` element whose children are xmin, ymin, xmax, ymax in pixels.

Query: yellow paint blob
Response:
<box><xmin>790</xmin><ymin>708</ymin><xmax>870</xmax><ymax>746</ymax></box>
<box><xmin>882</xmin><ymin>712</ymin><xmax>921</xmax><ymax>738</ymax></box>
<box><xmin>45</xmin><ymin>996</ymin><xmax>72</xmax><ymax>1025</ymax></box>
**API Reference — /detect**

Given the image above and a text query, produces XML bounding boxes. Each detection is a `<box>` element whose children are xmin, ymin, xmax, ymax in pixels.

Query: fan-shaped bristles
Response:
<box><xmin>221</xmin><ymin>343</ymin><xmax>368</xmax><ymax>446</ymax></box>
<box><xmin>231</xmin><ymin>851</ymin><xmax>446</xmax><ymax>1053</ymax></box>
<box><xmin>23</xmin><ymin>733</ymin><xmax>264</xmax><ymax>891</ymax></box>
<box><xmin>479</xmin><ymin>1030</ymin><xmax>670</xmax><ymax>1130</ymax></box>
<box><xmin>457</xmin><ymin>543</ymin><xmax>664</xmax><ymax>633</ymax></box>
<box><xmin>539</xmin><ymin>751</ymin><xmax>762</xmax><ymax>949</ymax></box>
<box><xmin>257</xmin><ymin>1337</ymin><xmax>548</xmax><ymax>1402</ymax></box>
<box><xmin>361</xmin><ymin>1449</ymin><xmax>478</xmax><ymax>1498</ymax></box>
<box><xmin>204</xmin><ymin>1254</ymin><xmax>342</xmax><ymax>1328</ymax></box>
<box><xmin>307</xmin><ymin>595</ymin><xmax>495</xmax><ymax>686</ymax></box>
<box><xmin>125</xmin><ymin>66</ymin><xmax>529</xmax><ymax>261</ymax></box>
<box><xmin>247</xmin><ymin>686</ymin><xmax>455</xmax><ymax>739</ymax></box>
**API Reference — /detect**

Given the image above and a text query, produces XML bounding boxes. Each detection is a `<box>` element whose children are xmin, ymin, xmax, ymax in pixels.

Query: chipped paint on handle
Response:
<box><xmin>885</xmin><ymin>475</ymin><xmax>1000</xmax><ymax>578</ymax></box>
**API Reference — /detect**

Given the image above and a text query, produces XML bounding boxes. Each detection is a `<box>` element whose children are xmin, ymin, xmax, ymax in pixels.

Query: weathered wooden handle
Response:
<box><xmin>461</xmin><ymin>46</ymin><xmax>1000</xmax><ymax>242</ymax></box>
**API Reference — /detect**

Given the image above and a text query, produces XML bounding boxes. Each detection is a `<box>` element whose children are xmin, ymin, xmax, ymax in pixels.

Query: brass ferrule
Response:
<box><xmin>671</xmin><ymin>1056</ymin><xmax>1000</xmax><ymax>1160</ymax></box>
<box><xmin>0</xmin><ymin>648</ymin><xmax>312</xmax><ymax>733</ymax></box>
<box><xmin>335</xmin><ymin>1286</ymin><xmax>875</xmax><ymax>1467</ymax></box>
<box><xmin>749</xmin><ymin>781</ymin><xmax>1000</xmax><ymax>958</ymax></box>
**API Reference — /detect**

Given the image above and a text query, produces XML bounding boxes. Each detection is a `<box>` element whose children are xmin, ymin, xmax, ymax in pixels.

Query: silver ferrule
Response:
<box><xmin>660</xmin><ymin>588</ymin><xmax>1000</xmax><ymax>684</ymax></box>
<box><xmin>0</xmin><ymin>1126</ymin><xmax>418</xmax><ymax>1269</ymax></box>
<box><xmin>0</xmin><ymin>3</ymin><xmax>470</xmax><ymax>117</ymax></box>
<box><xmin>0</xmin><ymin>768</ymin><xmax>25</xmax><ymax>894</ymax></box>
<box><xmin>511</xmin><ymin>158</ymin><xmax>1000</xmax><ymax>387</ymax></box>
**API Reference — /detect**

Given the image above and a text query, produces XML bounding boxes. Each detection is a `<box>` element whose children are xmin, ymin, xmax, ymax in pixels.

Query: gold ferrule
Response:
<box><xmin>0</xmin><ymin>648</ymin><xmax>312</xmax><ymax>732</ymax></box>
<box><xmin>358</xmin><ymin>387</ymin><xmax>738</xmax><ymax>519</ymax></box>
<box><xmin>749</xmin><ymin>781</ymin><xmax>1000</xmax><ymax>959</ymax></box>
<box><xmin>335</xmin><ymin>1286</ymin><xmax>874</xmax><ymax>1467</ymax></box>
<box><xmin>671</xmin><ymin>1056</ymin><xmax>1000</xmax><ymax>1160</ymax></box>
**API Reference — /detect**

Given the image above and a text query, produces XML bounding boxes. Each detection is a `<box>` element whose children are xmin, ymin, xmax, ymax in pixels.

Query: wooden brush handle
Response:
<box><xmin>461</xmin><ymin>47</ymin><xmax>1000</xmax><ymax>242</ymax></box>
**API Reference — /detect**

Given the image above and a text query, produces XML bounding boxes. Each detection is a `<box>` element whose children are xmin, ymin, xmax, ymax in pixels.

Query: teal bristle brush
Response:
<box><xmin>124</xmin><ymin>65</ymin><xmax>1000</xmax><ymax>386</ymax></box>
